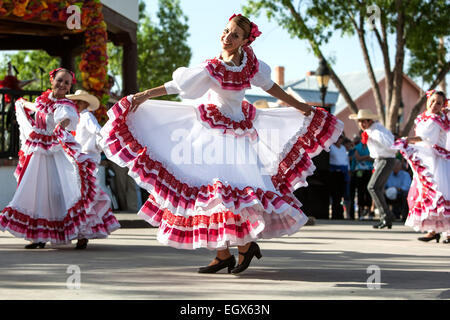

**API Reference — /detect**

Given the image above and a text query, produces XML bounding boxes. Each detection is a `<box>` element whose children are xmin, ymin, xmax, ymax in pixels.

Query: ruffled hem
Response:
<box><xmin>137</xmin><ymin>191</ymin><xmax>307</xmax><ymax>250</ymax></box>
<box><xmin>0</xmin><ymin>147</ymin><xmax>100</xmax><ymax>244</ymax></box>
<box><xmin>101</xmin><ymin>96</ymin><xmax>313</xmax><ymax>248</ymax></box>
<box><xmin>393</xmin><ymin>138</ymin><xmax>450</xmax><ymax>227</ymax></box>
<box><xmin>271</xmin><ymin>107</ymin><xmax>344</xmax><ymax>194</ymax></box>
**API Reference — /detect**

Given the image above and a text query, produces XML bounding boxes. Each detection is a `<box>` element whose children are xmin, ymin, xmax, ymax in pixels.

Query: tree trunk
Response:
<box><xmin>386</xmin><ymin>0</ymin><xmax>406</xmax><ymax>134</ymax></box>
<box><xmin>355</xmin><ymin>15</ymin><xmax>385</xmax><ymax>124</ymax></box>
<box><xmin>284</xmin><ymin>0</ymin><xmax>359</xmax><ymax>114</ymax></box>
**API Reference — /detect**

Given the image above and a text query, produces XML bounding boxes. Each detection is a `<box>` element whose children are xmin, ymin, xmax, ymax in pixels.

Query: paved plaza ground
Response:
<box><xmin>0</xmin><ymin>215</ymin><xmax>449</xmax><ymax>301</ymax></box>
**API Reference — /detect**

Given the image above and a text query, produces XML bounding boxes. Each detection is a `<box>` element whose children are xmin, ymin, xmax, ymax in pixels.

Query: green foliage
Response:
<box><xmin>0</xmin><ymin>50</ymin><xmax>59</xmax><ymax>91</ymax></box>
<box><xmin>136</xmin><ymin>0</ymin><xmax>191</xmax><ymax>98</ymax></box>
<box><xmin>243</xmin><ymin>0</ymin><xmax>449</xmax><ymax>86</ymax></box>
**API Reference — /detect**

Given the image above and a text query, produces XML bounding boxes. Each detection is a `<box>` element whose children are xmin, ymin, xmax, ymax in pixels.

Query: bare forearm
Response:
<box><xmin>265</xmin><ymin>83</ymin><xmax>312</xmax><ymax>115</ymax></box>
<box><xmin>142</xmin><ymin>85</ymin><xmax>168</xmax><ymax>99</ymax></box>
<box><xmin>130</xmin><ymin>85</ymin><xmax>168</xmax><ymax>112</ymax></box>
<box><xmin>406</xmin><ymin>136</ymin><xmax>422</xmax><ymax>143</ymax></box>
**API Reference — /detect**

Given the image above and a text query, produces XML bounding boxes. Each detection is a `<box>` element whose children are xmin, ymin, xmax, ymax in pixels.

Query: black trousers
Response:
<box><xmin>330</xmin><ymin>171</ymin><xmax>345</xmax><ymax>219</ymax></box>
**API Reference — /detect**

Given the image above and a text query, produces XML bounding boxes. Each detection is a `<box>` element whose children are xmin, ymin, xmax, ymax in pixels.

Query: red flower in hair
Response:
<box><xmin>248</xmin><ymin>22</ymin><xmax>262</xmax><ymax>44</ymax></box>
<box><xmin>49</xmin><ymin>68</ymin><xmax>77</xmax><ymax>84</ymax></box>
<box><xmin>229</xmin><ymin>13</ymin><xmax>241</xmax><ymax>21</ymax></box>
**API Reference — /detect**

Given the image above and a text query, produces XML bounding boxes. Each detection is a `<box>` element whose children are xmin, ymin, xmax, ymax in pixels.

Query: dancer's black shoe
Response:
<box><xmin>198</xmin><ymin>255</ymin><xmax>236</xmax><ymax>274</ymax></box>
<box><xmin>75</xmin><ymin>239</ymin><xmax>88</xmax><ymax>249</ymax></box>
<box><xmin>25</xmin><ymin>242</ymin><xmax>46</xmax><ymax>249</ymax></box>
<box><xmin>231</xmin><ymin>242</ymin><xmax>262</xmax><ymax>275</ymax></box>
<box><xmin>418</xmin><ymin>233</ymin><xmax>440</xmax><ymax>243</ymax></box>
<box><xmin>373</xmin><ymin>220</ymin><xmax>392</xmax><ymax>229</ymax></box>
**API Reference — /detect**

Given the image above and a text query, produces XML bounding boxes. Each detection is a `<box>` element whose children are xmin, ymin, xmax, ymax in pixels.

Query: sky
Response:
<box><xmin>143</xmin><ymin>0</ymin><xmax>421</xmax><ymax>94</ymax></box>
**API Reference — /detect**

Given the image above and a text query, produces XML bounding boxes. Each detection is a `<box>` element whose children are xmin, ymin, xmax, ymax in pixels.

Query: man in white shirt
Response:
<box><xmin>349</xmin><ymin>109</ymin><xmax>397</xmax><ymax>229</ymax></box>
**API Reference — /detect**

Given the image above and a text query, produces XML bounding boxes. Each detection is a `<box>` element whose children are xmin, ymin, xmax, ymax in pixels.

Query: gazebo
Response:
<box><xmin>0</xmin><ymin>1</ymin><xmax>139</xmax><ymax>210</ymax></box>
<box><xmin>0</xmin><ymin>0</ymin><xmax>138</xmax><ymax>159</ymax></box>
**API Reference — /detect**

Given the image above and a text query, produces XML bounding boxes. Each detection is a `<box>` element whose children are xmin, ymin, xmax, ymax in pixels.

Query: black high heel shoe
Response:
<box><xmin>443</xmin><ymin>238</ymin><xmax>450</xmax><ymax>244</ymax></box>
<box><xmin>24</xmin><ymin>242</ymin><xmax>46</xmax><ymax>249</ymax></box>
<box><xmin>373</xmin><ymin>220</ymin><xmax>392</xmax><ymax>229</ymax></box>
<box><xmin>231</xmin><ymin>242</ymin><xmax>262</xmax><ymax>275</ymax></box>
<box><xmin>198</xmin><ymin>255</ymin><xmax>236</xmax><ymax>274</ymax></box>
<box><xmin>75</xmin><ymin>239</ymin><xmax>89</xmax><ymax>249</ymax></box>
<box><xmin>418</xmin><ymin>233</ymin><xmax>440</xmax><ymax>243</ymax></box>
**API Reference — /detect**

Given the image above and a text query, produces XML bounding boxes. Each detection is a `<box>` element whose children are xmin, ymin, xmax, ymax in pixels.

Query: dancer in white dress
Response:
<box><xmin>66</xmin><ymin>89</ymin><xmax>120</xmax><ymax>249</ymax></box>
<box><xmin>394</xmin><ymin>90</ymin><xmax>450</xmax><ymax>243</ymax></box>
<box><xmin>101</xmin><ymin>14</ymin><xmax>344</xmax><ymax>273</ymax></box>
<box><xmin>0</xmin><ymin>68</ymin><xmax>119</xmax><ymax>249</ymax></box>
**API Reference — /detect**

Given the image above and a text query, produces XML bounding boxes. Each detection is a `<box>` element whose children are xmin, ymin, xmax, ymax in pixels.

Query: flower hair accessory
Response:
<box><xmin>229</xmin><ymin>13</ymin><xmax>241</xmax><ymax>21</ymax></box>
<box><xmin>49</xmin><ymin>68</ymin><xmax>77</xmax><ymax>84</ymax></box>
<box><xmin>228</xmin><ymin>13</ymin><xmax>262</xmax><ymax>45</ymax></box>
<box><xmin>248</xmin><ymin>22</ymin><xmax>262</xmax><ymax>44</ymax></box>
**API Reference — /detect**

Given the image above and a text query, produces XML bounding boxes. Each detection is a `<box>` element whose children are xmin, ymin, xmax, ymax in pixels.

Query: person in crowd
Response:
<box><xmin>100</xmin><ymin>14</ymin><xmax>343</xmax><ymax>274</ymax></box>
<box><xmin>349</xmin><ymin>109</ymin><xmax>396</xmax><ymax>229</ymax></box>
<box><xmin>394</xmin><ymin>90</ymin><xmax>449</xmax><ymax>243</ymax></box>
<box><xmin>343</xmin><ymin>137</ymin><xmax>355</xmax><ymax>219</ymax></box>
<box><xmin>384</xmin><ymin>159</ymin><xmax>411</xmax><ymax>222</ymax></box>
<box><xmin>329</xmin><ymin>135</ymin><xmax>350</xmax><ymax>219</ymax></box>
<box><xmin>0</xmin><ymin>68</ymin><xmax>119</xmax><ymax>249</ymax></box>
<box><xmin>352</xmin><ymin>133</ymin><xmax>374</xmax><ymax>220</ymax></box>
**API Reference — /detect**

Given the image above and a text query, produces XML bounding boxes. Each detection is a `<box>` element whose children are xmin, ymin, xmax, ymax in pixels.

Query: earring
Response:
<box><xmin>238</xmin><ymin>46</ymin><xmax>243</xmax><ymax>55</ymax></box>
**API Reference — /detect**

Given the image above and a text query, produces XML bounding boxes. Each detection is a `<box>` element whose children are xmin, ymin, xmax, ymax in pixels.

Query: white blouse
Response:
<box><xmin>164</xmin><ymin>49</ymin><xmax>274</xmax><ymax>121</ymax></box>
<box><xmin>74</xmin><ymin>109</ymin><xmax>103</xmax><ymax>163</ymax></box>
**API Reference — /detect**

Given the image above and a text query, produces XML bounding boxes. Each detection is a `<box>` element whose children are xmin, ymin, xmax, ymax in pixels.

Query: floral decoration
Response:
<box><xmin>0</xmin><ymin>0</ymin><xmax>109</xmax><ymax>124</ymax></box>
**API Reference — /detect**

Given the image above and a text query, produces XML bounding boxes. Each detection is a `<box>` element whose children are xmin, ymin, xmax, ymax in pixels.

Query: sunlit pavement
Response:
<box><xmin>0</xmin><ymin>216</ymin><xmax>449</xmax><ymax>300</ymax></box>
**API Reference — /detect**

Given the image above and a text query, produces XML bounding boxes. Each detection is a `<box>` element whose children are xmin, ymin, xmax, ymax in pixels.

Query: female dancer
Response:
<box><xmin>101</xmin><ymin>14</ymin><xmax>343</xmax><ymax>273</ymax></box>
<box><xmin>394</xmin><ymin>90</ymin><xmax>449</xmax><ymax>243</ymax></box>
<box><xmin>0</xmin><ymin>68</ymin><xmax>119</xmax><ymax>249</ymax></box>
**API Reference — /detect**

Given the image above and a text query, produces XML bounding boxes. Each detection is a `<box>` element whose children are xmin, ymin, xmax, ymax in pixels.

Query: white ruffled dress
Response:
<box><xmin>394</xmin><ymin>111</ymin><xmax>450</xmax><ymax>233</ymax></box>
<box><xmin>0</xmin><ymin>90</ymin><xmax>120</xmax><ymax>244</ymax></box>
<box><xmin>101</xmin><ymin>46</ymin><xmax>344</xmax><ymax>250</ymax></box>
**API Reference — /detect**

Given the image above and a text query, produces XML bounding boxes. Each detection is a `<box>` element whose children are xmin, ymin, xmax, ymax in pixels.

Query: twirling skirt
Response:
<box><xmin>101</xmin><ymin>96</ymin><xmax>343</xmax><ymax>249</ymax></box>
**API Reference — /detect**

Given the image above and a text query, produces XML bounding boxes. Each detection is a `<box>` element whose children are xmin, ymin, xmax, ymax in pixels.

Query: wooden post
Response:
<box><xmin>122</xmin><ymin>41</ymin><xmax>138</xmax><ymax>95</ymax></box>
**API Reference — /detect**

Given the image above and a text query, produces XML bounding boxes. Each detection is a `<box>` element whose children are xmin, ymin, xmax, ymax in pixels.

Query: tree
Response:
<box><xmin>243</xmin><ymin>0</ymin><xmax>450</xmax><ymax>135</ymax></box>
<box><xmin>107</xmin><ymin>0</ymin><xmax>191</xmax><ymax>97</ymax></box>
<box><xmin>0</xmin><ymin>50</ymin><xmax>60</xmax><ymax>91</ymax></box>
<box><xmin>136</xmin><ymin>0</ymin><xmax>191</xmax><ymax>96</ymax></box>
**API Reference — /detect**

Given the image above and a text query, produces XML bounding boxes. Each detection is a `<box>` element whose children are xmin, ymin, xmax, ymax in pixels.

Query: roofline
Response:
<box><xmin>335</xmin><ymin>72</ymin><xmax>423</xmax><ymax>116</ymax></box>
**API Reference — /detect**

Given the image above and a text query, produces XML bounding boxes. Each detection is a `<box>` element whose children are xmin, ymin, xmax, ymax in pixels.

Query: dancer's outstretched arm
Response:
<box><xmin>265</xmin><ymin>83</ymin><xmax>312</xmax><ymax>116</ymax></box>
<box><xmin>130</xmin><ymin>85</ymin><xmax>167</xmax><ymax>112</ymax></box>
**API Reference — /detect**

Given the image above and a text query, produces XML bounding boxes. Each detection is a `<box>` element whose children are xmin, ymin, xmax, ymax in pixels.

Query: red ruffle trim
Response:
<box><xmin>0</xmin><ymin>158</ymin><xmax>99</xmax><ymax>243</ymax></box>
<box><xmin>204</xmin><ymin>46</ymin><xmax>259</xmax><ymax>91</ymax></box>
<box><xmin>394</xmin><ymin>138</ymin><xmax>450</xmax><ymax>220</ymax></box>
<box><xmin>415</xmin><ymin>111</ymin><xmax>450</xmax><ymax>132</ymax></box>
<box><xmin>272</xmin><ymin>108</ymin><xmax>342</xmax><ymax>194</ymax></box>
<box><xmin>197</xmin><ymin>100</ymin><xmax>258</xmax><ymax>140</ymax></box>
<box><xmin>35</xmin><ymin>89</ymin><xmax>77</xmax><ymax>114</ymax></box>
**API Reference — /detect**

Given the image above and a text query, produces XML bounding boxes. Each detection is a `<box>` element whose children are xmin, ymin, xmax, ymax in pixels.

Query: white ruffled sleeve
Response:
<box><xmin>54</xmin><ymin>103</ymin><xmax>79</xmax><ymax>132</ymax></box>
<box><xmin>416</xmin><ymin>119</ymin><xmax>441</xmax><ymax>146</ymax></box>
<box><xmin>164</xmin><ymin>64</ymin><xmax>212</xmax><ymax>99</ymax></box>
<box><xmin>251</xmin><ymin>60</ymin><xmax>274</xmax><ymax>91</ymax></box>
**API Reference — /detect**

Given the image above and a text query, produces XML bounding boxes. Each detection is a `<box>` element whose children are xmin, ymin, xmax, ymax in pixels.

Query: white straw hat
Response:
<box><xmin>348</xmin><ymin>109</ymin><xmax>379</xmax><ymax>120</ymax></box>
<box><xmin>66</xmin><ymin>90</ymin><xmax>100</xmax><ymax>111</ymax></box>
